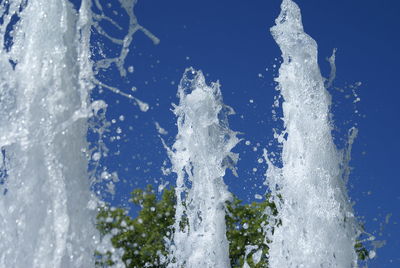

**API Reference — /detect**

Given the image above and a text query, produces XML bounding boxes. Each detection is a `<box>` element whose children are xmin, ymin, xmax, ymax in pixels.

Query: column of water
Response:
<box><xmin>265</xmin><ymin>0</ymin><xmax>359</xmax><ymax>267</ymax></box>
<box><xmin>167</xmin><ymin>68</ymin><xmax>239</xmax><ymax>268</ymax></box>
<box><xmin>0</xmin><ymin>1</ymin><xmax>97</xmax><ymax>267</ymax></box>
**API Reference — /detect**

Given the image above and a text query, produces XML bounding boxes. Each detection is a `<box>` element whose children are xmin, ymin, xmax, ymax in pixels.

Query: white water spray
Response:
<box><xmin>0</xmin><ymin>0</ymin><xmax>157</xmax><ymax>266</ymax></box>
<box><xmin>265</xmin><ymin>0</ymin><xmax>359</xmax><ymax>267</ymax></box>
<box><xmin>0</xmin><ymin>1</ymin><xmax>97</xmax><ymax>267</ymax></box>
<box><xmin>167</xmin><ymin>68</ymin><xmax>239</xmax><ymax>268</ymax></box>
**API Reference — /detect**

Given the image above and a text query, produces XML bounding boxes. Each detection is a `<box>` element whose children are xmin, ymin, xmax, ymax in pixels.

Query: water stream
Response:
<box><xmin>0</xmin><ymin>0</ymin><xmax>157</xmax><ymax>266</ymax></box>
<box><xmin>0</xmin><ymin>1</ymin><xmax>97</xmax><ymax>267</ymax></box>
<box><xmin>264</xmin><ymin>0</ymin><xmax>359</xmax><ymax>267</ymax></box>
<box><xmin>167</xmin><ymin>68</ymin><xmax>239</xmax><ymax>267</ymax></box>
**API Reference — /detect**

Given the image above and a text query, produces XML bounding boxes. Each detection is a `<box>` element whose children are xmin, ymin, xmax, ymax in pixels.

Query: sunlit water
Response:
<box><xmin>166</xmin><ymin>68</ymin><xmax>239</xmax><ymax>267</ymax></box>
<box><xmin>0</xmin><ymin>1</ymin><xmax>97</xmax><ymax>267</ymax></box>
<box><xmin>0</xmin><ymin>0</ymin><xmax>158</xmax><ymax>267</ymax></box>
<box><xmin>264</xmin><ymin>0</ymin><xmax>359</xmax><ymax>267</ymax></box>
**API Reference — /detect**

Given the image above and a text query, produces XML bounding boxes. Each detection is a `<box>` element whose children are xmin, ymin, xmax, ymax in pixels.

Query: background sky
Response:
<box><xmin>84</xmin><ymin>0</ymin><xmax>400</xmax><ymax>267</ymax></box>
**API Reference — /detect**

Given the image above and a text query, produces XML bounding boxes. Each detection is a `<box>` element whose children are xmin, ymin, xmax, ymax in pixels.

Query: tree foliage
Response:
<box><xmin>96</xmin><ymin>185</ymin><xmax>369</xmax><ymax>267</ymax></box>
<box><xmin>96</xmin><ymin>185</ymin><xmax>175</xmax><ymax>267</ymax></box>
<box><xmin>96</xmin><ymin>185</ymin><xmax>275</xmax><ymax>267</ymax></box>
<box><xmin>226</xmin><ymin>196</ymin><xmax>277</xmax><ymax>267</ymax></box>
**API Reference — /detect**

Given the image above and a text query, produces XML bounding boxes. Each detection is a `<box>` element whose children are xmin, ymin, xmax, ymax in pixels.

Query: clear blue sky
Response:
<box><xmin>82</xmin><ymin>0</ymin><xmax>400</xmax><ymax>266</ymax></box>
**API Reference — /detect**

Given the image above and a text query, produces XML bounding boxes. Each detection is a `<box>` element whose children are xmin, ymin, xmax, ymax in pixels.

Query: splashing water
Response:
<box><xmin>0</xmin><ymin>1</ymin><xmax>97</xmax><ymax>267</ymax></box>
<box><xmin>0</xmin><ymin>0</ymin><xmax>157</xmax><ymax>266</ymax></box>
<box><xmin>166</xmin><ymin>68</ymin><xmax>239</xmax><ymax>267</ymax></box>
<box><xmin>264</xmin><ymin>1</ymin><xmax>359</xmax><ymax>267</ymax></box>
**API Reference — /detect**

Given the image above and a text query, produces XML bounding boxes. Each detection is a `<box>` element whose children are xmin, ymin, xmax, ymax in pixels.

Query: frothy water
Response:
<box><xmin>0</xmin><ymin>0</ymin><xmax>156</xmax><ymax>266</ymax></box>
<box><xmin>264</xmin><ymin>0</ymin><xmax>359</xmax><ymax>267</ymax></box>
<box><xmin>0</xmin><ymin>1</ymin><xmax>97</xmax><ymax>267</ymax></box>
<box><xmin>166</xmin><ymin>68</ymin><xmax>239</xmax><ymax>267</ymax></box>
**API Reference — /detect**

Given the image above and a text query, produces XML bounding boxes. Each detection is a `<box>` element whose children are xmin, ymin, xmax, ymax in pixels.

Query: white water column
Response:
<box><xmin>167</xmin><ymin>68</ymin><xmax>239</xmax><ymax>268</ymax></box>
<box><xmin>265</xmin><ymin>0</ymin><xmax>359</xmax><ymax>267</ymax></box>
<box><xmin>0</xmin><ymin>1</ymin><xmax>98</xmax><ymax>267</ymax></box>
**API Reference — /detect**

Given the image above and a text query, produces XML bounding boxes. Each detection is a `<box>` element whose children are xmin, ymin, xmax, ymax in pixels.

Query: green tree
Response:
<box><xmin>96</xmin><ymin>185</ymin><xmax>175</xmax><ymax>267</ymax></box>
<box><xmin>96</xmin><ymin>185</ymin><xmax>368</xmax><ymax>267</ymax></box>
<box><xmin>226</xmin><ymin>196</ymin><xmax>277</xmax><ymax>267</ymax></box>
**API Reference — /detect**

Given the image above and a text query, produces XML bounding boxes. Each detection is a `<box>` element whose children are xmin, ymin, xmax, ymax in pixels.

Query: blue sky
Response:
<box><xmin>85</xmin><ymin>0</ymin><xmax>400</xmax><ymax>266</ymax></box>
